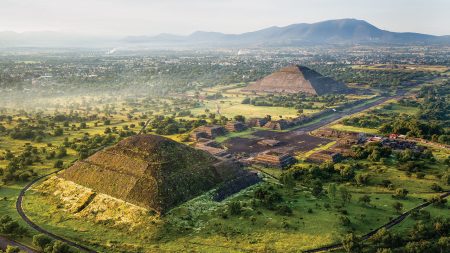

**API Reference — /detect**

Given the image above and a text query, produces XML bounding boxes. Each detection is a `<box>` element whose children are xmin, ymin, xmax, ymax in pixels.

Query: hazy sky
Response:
<box><xmin>1</xmin><ymin>0</ymin><xmax>449</xmax><ymax>36</ymax></box>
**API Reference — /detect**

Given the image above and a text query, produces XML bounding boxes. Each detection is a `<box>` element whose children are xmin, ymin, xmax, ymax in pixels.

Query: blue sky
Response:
<box><xmin>1</xmin><ymin>0</ymin><xmax>449</xmax><ymax>35</ymax></box>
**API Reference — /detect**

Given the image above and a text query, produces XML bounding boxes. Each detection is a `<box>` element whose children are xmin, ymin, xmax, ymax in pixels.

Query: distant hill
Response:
<box><xmin>242</xmin><ymin>65</ymin><xmax>348</xmax><ymax>95</ymax></box>
<box><xmin>1</xmin><ymin>19</ymin><xmax>449</xmax><ymax>48</ymax></box>
<box><xmin>123</xmin><ymin>19</ymin><xmax>450</xmax><ymax>46</ymax></box>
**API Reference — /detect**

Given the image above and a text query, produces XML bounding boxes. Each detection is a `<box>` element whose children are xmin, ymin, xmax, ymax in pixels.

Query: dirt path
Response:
<box><xmin>303</xmin><ymin>191</ymin><xmax>450</xmax><ymax>253</ymax></box>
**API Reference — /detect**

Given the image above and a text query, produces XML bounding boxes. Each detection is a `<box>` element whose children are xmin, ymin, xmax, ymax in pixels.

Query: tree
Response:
<box><xmin>394</xmin><ymin>188</ymin><xmax>409</xmax><ymax>199</ymax></box>
<box><xmin>376</xmin><ymin>248</ymin><xmax>393</xmax><ymax>253</ymax></box>
<box><xmin>355</xmin><ymin>173</ymin><xmax>370</xmax><ymax>186</ymax></box>
<box><xmin>311</xmin><ymin>180</ymin><xmax>323</xmax><ymax>197</ymax></box>
<box><xmin>405</xmin><ymin>240</ymin><xmax>432</xmax><ymax>253</ymax></box>
<box><xmin>53</xmin><ymin>160</ymin><xmax>63</xmax><ymax>169</ymax></box>
<box><xmin>358</xmin><ymin>195</ymin><xmax>371</xmax><ymax>206</ymax></box>
<box><xmin>56</xmin><ymin>147</ymin><xmax>67</xmax><ymax>159</ymax></box>
<box><xmin>340</xmin><ymin>216</ymin><xmax>351</xmax><ymax>227</ymax></box>
<box><xmin>45</xmin><ymin>241</ymin><xmax>71</xmax><ymax>253</ymax></box>
<box><xmin>438</xmin><ymin>236</ymin><xmax>450</xmax><ymax>253</ymax></box>
<box><xmin>442</xmin><ymin>173</ymin><xmax>450</xmax><ymax>185</ymax></box>
<box><xmin>280</xmin><ymin>172</ymin><xmax>295</xmax><ymax>190</ymax></box>
<box><xmin>328</xmin><ymin>183</ymin><xmax>337</xmax><ymax>200</ymax></box>
<box><xmin>392</xmin><ymin>202</ymin><xmax>403</xmax><ymax>214</ymax></box>
<box><xmin>341</xmin><ymin>233</ymin><xmax>361</xmax><ymax>253</ymax></box>
<box><xmin>33</xmin><ymin>234</ymin><xmax>53</xmax><ymax>250</ymax></box>
<box><xmin>234</xmin><ymin>115</ymin><xmax>245</xmax><ymax>123</ymax></box>
<box><xmin>53</xmin><ymin>128</ymin><xmax>63</xmax><ymax>137</ymax></box>
<box><xmin>431</xmin><ymin>183</ymin><xmax>443</xmax><ymax>192</ymax></box>
<box><xmin>0</xmin><ymin>215</ymin><xmax>27</xmax><ymax>237</ymax></box>
<box><xmin>339</xmin><ymin>186</ymin><xmax>352</xmax><ymax>205</ymax></box>
<box><xmin>5</xmin><ymin>246</ymin><xmax>20</xmax><ymax>253</ymax></box>
<box><xmin>228</xmin><ymin>201</ymin><xmax>242</xmax><ymax>215</ymax></box>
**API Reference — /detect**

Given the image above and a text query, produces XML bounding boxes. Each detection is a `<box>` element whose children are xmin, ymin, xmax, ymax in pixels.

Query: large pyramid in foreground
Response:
<box><xmin>243</xmin><ymin>65</ymin><xmax>347</xmax><ymax>95</ymax></box>
<box><xmin>59</xmin><ymin>134</ymin><xmax>243</xmax><ymax>213</ymax></box>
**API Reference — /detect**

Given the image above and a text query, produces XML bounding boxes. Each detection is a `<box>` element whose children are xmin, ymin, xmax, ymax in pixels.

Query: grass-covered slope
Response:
<box><xmin>59</xmin><ymin>134</ymin><xmax>240</xmax><ymax>213</ymax></box>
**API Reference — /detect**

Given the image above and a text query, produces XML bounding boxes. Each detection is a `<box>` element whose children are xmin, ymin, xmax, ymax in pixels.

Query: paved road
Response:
<box><xmin>304</xmin><ymin>191</ymin><xmax>450</xmax><ymax>253</ymax></box>
<box><xmin>0</xmin><ymin>236</ymin><xmax>36</xmax><ymax>253</ymax></box>
<box><xmin>16</xmin><ymin>170</ymin><xmax>97</xmax><ymax>253</ymax></box>
<box><xmin>295</xmin><ymin>94</ymin><xmax>402</xmax><ymax>133</ymax></box>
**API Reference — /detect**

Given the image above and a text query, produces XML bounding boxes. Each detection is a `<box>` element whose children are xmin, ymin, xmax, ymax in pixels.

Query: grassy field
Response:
<box><xmin>22</xmin><ymin>165</ymin><xmax>448</xmax><ymax>253</ymax></box>
<box><xmin>328</xmin><ymin>124</ymin><xmax>380</xmax><ymax>135</ymax></box>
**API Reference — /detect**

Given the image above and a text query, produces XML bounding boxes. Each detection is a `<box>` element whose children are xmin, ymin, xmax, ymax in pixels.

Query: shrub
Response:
<box><xmin>5</xmin><ymin>246</ymin><xmax>20</xmax><ymax>253</ymax></box>
<box><xmin>340</xmin><ymin>216</ymin><xmax>351</xmax><ymax>226</ymax></box>
<box><xmin>53</xmin><ymin>160</ymin><xmax>64</xmax><ymax>169</ymax></box>
<box><xmin>393</xmin><ymin>188</ymin><xmax>408</xmax><ymax>199</ymax></box>
<box><xmin>431</xmin><ymin>183</ymin><xmax>443</xmax><ymax>192</ymax></box>
<box><xmin>276</xmin><ymin>205</ymin><xmax>293</xmax><ymax>216</ymax></box>
<box><xmin>228</xmin><ymin>201</ymin><xmax>242</xmax><ymax>215</ymax></box>
<box><xmin>392</xmin><ymin>202</ymin><xmax>403</xmax><ymax>213</ymax></box>
<box><xmin>429</xmin><ymin>196</ymin><xmax>447</xmax><ymax>208</ymax></box>
<box><xmin>416</xmin><ymin>172</ymin><xmax>425</xmax><ymax>179</ymax></box>
<box><xmin>33</xmin><ymin>234</ymin><xmax>53</xmax><ymax>250</ymax></box>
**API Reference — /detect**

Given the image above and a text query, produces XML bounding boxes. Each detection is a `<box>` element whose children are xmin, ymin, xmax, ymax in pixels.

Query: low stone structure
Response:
<box><xmin>263</xmin><ymin>120</ymin><xmax>291</xmax><ymax>130</ymax></box>
<box><xmin>307</xmin><ymin>150</ymin><xmax>343</xmax><ymax>163</ymax></box>
<box><xmin>253</xmin><ymin>150</ymin><xmax>296</xmax><ymax>169</ymax></box>
<box><xmin>190</xmin><ymin>125</ymin><xmax>227</xmax><ymax>141</ymax></box>
<box><xmin>248</xmin><ymin>118</ymin><xmax>268</xmax><ymax>128</ymax></box>
<box><xmin>225</xmin><ymin>121</ymin><xmax>247</xmax><ymax>132</ymax></box>
<box><xmin>314</xmin><ymin>128</ymin><xmax>365</xmax><ymax>144</ymax></box>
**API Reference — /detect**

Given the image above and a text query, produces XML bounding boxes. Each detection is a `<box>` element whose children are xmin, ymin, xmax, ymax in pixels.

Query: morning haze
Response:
<box><xmin>0</xmin><ymin>1</ymin><xmax>449</xmax><ymax>253</ymax></box>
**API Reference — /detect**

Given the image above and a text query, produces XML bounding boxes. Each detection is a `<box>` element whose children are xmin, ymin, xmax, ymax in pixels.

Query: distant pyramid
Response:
<box><xmin>243</xmin><ymin>65</ymin><xmax>347</xmax><ymax>95</ymax></box>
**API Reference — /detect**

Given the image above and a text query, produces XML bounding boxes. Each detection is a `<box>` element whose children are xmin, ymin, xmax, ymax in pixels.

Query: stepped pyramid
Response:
<box><xmin>59</xmin><ymin>134</ymin><xmax>243</xmax><ymax>213</ymax></box>
<box><xmin>243</xmin><ymin>65</ymin><xmax>347</xmax><ymax>95</ymax></box>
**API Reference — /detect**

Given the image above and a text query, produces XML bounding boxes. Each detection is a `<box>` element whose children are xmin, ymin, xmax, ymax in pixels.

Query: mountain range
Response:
<box><xmin>1</xmin><ymin>19</ymin><xmax>449</xmax><ymax>48</ymax></box>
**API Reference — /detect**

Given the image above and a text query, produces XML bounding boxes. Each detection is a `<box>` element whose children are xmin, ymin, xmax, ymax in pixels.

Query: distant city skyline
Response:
<box><xmin>1</xmin><ymin>0</ymin><xmax>449</xmax><ymax>36</ymax></box>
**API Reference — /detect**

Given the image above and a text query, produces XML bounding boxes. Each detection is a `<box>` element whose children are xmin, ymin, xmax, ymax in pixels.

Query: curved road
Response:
<box><xmin>16</xmin><ymin>169</ymin><xmax>97</xmax><ymax>253</ymax></box>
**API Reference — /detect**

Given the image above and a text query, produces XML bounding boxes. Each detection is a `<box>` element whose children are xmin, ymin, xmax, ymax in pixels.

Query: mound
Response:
<box><xmin>243</xmin><ymin>65</ymin><xmax>347</xmax><ymax>95</ymax></box>
<box><xmin>59</xmin><ymin>134</ymin><xmax>242</xmax><ymax>213</ymax></box>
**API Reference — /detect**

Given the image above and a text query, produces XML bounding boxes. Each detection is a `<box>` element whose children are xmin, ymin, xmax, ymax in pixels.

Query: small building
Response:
<box><xmin>190</xmin><ymin>131</ymin><xmax>209</xmax><ymax>141</ymax></box>
<box><xmin>248</xmin><ymin>118</ymin><xmax>268</xmax><ymax>128</ymax></box>
<box><xmin>314</xmin><ymin>128</ymin><xmax>365</xmax><ymax>144</ymax></box>
<box><xmin>253</xmin><ymin>151</ymin><xmax>296</xmax><ymax>169</ymax></box>
<box><xmin>307</xmin><ymin>150</ymin><xmax>343</xmax><ymax>163</ymax></box>
<box><xmin>225</xmin><ymin>121</ymin><xmax>247</xmax><ymax>132</ymax></box>
<box><xmin>190</xmin><ymin>125</ymin><xmax>227</xmax><ymax>141</ymax></box>
<box><xmin>257</xmin><ymin>139</ymin><xmax>281</xmax><ymax>147</ymax></box>
<box><xmin>389</xmin><ymin>133</ymin><xmax>399</xmax><ymax>139</ymax></box>
<box><xmin>366</xmin><ymin>136</ymin><xmax>383</xmax><ymax>143</ymax></box>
